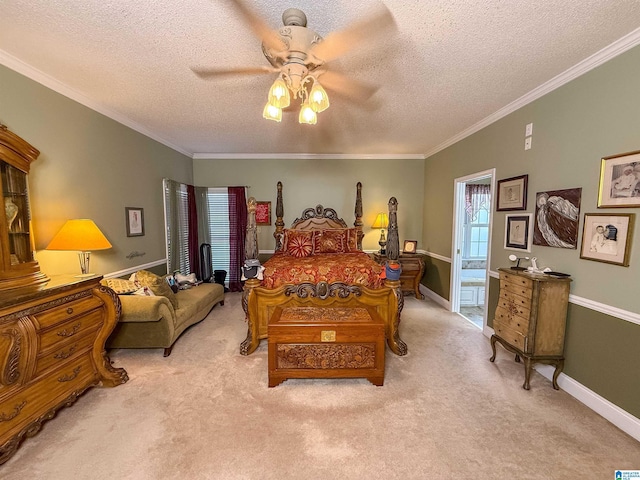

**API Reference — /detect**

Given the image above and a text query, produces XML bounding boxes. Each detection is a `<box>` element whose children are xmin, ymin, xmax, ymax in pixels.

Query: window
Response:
<box><xmin>206</xmin><ymin>188</ymin><xmax>231</xmax><ymax>274</ymax></box>
<box><xmin>163</xmin><ymin>179</ymin><xmax>190</xmax><ymax>274</ymax></box>
<box><xmin>463</xmin><ymin>184</ymin><xmax>490</xmax><ymax>259</ymax></box>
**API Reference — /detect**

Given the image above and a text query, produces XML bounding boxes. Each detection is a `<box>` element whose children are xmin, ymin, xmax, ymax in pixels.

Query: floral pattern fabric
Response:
<box><xmin>284</xmin><ymin>230</ymin><xmax>314</xmax><ymax>258</ymax></box>
<box><xmin>261</xmin><ymin>252</ymin><xmax>384</xmax><ymax>289</ymax></box>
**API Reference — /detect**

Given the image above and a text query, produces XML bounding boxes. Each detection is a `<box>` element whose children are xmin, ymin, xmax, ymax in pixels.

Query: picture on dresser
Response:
<box><xmin>597</xmin><ymin>150</ymin><xmax>640</xmax><ymax>207</ymax></box>
<box><xmin>533</xmin><ymin>188</ymin><xmax>581</xmax><ymax>249</ymax></box>
<box><xmin>403</xmin><ymin>240</ymin><xmax>417</xmax><ymax>253</ymax></box>
<box><xmin>579</xmin><ymin>213</ymin><xmax>635</xmax><ymax>266</ymax></box>
<box><xmin>496</xmin><ymin>174</ymin><xmax>528</xmax><ymax>211</ymax></box>
<box><xmin>504</xmin><ymin>214</ymin><xmax>533</xmax><ymax>252</ymax></box>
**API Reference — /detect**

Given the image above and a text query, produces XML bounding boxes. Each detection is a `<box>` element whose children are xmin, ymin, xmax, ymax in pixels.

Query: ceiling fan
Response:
<box><xmin>191</xmin><ymin>0</ymin><xmax>397</xmax><ymax>124</ymax></box>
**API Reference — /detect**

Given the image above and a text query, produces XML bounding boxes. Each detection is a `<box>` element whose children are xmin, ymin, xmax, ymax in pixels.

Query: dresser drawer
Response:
<box><xmin>0</xmin><ymin>354</ymin><xmax>97</xmax><ymax>441</ymax></box>
<box><xmin>34</xmin><ymin>329</ymin><xmax>97</xmax><ymax>378</ymax></box>
<box><xmin>497</xmin><ymin>294</ymin><xmax>531</xmax><ymax>320</ymax></box>
<box><xmin>494</xmin><ymin>321</ymin><xmax>529</xmax><ymax>353</ymax></box>
<box><xmin>38</xmin><ymin>309</ymin><xmax>103</xmax><ymax>352</ymax></box>
<box><xmin>32</xmin><ymin>295</ymin><xmax>103</xmax><ymax>330</ymax></box>
<box><xmin>500</xmin><ymin>272</ymin><xmax>533</xmax><ymax>289</ymax></box>
<box><xmin>494</xmin><ymin>306</ymin><xmax>529</xmax><ymax>334</ymax></box>
<box><xmin>499</xmin><ymin>280</ymin><xmax>533</xmax><ymax>301</ymax></box>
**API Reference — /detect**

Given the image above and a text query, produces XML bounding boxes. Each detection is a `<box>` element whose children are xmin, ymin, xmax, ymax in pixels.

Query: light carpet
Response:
<box><xmin>3</xmin><ymin>293</ymin><xmax>639</xmax><ymax>479</ymax></box>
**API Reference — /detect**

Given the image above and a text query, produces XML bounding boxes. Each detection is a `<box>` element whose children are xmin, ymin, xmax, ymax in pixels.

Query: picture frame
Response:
<box><xmin>496</xmin><ymin>174</ymin><xmax>528</xmax><ymax>211</ymax></box>
<box><xmin>504</xmin><ymin>214</ymin><xmax>533</xmax><ymax>252</ymax></box>
<box><xmin>255</xmin><ymin>201</ymin><xmax>271</xmax><ymax>226</ymax></box>
<box><xmin>597</xmin><ymin>150</ymin><xmax>640</xmax><ymax>207</ymax></box>
<box><xmin>125</xmin><ymin>207</ymin><xmax>144</xmax><ymax>237</ymax></box>
<box><xmin>579</xmin><ymin>213</ymin><xmax>635</xmax><ymax>266</ymax></box>
<box><xmin>403</xmin><ymin>240</ymin><xmax>417</xmax><ymax>253</ymax></box>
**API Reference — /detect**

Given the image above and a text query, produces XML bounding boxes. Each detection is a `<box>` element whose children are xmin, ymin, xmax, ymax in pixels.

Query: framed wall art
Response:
<box><xmin>579</xmin><ymin>213</ymin><xmax>635</xmax><ymax>266</ymax></box>
<box><xmin>504</xmin><ymin>214</ymin><xmax>533</xmax><ymax>252</ymax></box>
<box><xmin>403</xmin><ymin>240</ymin><xmax>417</xmax><ymax>253</ymax></box>
<box><xmin>533</xmin><ymin>188</ymin><xmax>582</xmax><ymax>249</ymax></box>
<box><xmin>125</xmin><ymin>207</ymin><xmax>144</xmax><ymax>237</ymax></box>
<box><xmin>597</xmin><ymin>150</ymin><xmax>640</xmax><ymax>207</ymax></box>
<box><xmin>496</xmin><ymin>174</ymin><xmax>528</xmax><ymax>211</ymax></box>
<box><xmin>255</xmin><ymin>201</ymin><xmax>271</xmax><ymax>226</ymax></box>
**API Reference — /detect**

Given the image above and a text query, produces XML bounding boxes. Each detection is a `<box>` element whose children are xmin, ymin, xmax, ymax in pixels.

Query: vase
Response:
<box><xmin>4</xmin><ymin>197</ymin><xmax>18</xmax><ymax>231</ymax></box>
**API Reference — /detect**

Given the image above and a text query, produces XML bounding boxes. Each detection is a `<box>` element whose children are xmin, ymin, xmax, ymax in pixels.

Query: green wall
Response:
<box><xmin>1</xmin><ymin>65</ymin><xmax>192</xmax><ymax>276</ymax></box>
<box><xmin>193</xmin><ymin>158</ymin><xmax>425</xmax><ymax>252</ymax></box>
<box><xmin>423</xmin><ymin>46</ymin><xmax>640</xmax><ymax>417</ymax></box>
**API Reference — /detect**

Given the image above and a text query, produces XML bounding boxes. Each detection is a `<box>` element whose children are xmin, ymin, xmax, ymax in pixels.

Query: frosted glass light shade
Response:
<box><xmin>299</xmin><ymin>103</ymin><xmax>317</xmax><ymax>125</ymax></box>
<box><xmin>309</xmin><ymin>82</ymin><xmax>330</xmax><ymax>112</ymax></box>
<box><xmin>268</xmin><ymin>78</ymin><xmax>291</xmax><ymax>109</ymax></box>
<box><xmin>263</xmin><ymin>103</ymin><xmax>283</xmax><ymax>122</ymax></box>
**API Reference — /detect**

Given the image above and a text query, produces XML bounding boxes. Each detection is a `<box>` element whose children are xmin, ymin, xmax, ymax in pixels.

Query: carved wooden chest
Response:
<box><xmin>268</xmin><ymin>306</ymin><xmax>385</xmax><ymax>387</ymax></box>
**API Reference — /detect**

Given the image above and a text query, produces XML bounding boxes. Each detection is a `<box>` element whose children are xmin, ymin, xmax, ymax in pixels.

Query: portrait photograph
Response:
<box><xmin>597</xmin><ymin>150</ymin><xmax>640</xmax><ymax>208</ymax></box>
<box><xmin>580</xmin><ymin>213</ymin><xmax>634</xmax><ymax>266</ymax></box>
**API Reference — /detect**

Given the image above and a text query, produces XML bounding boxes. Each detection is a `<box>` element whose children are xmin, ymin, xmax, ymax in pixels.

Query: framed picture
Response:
<box><xmin>497</xmin><ymin>174</ymin><xmax>528</xmax><ymax>211</ymax></box>
<box><xmin>504</xmin><ymin>214</ymin><xmax>533</xmax><ymax>252</ymax></box>
<box><xmin>125</xmin><ymin>207</ymin><xmax>144</xmax><ymax>237</ymax></box>
<box><xmin>579</xmin><ymin>213</ymin><xmax>635</xmax><ymax>266</ymax></box>
<box><xmin>255</xmin><ymin>201</ymin><xmax>271</xmax><ymax>225</ymax></box>
<box><xmin>597</xmin><ymin>150</ymin><xmax>640</xmax><ymax>207</ymax></box>
<box><xmin>533</xmin><ymin>188</ymin><xmax>582</xmax><ymax>249</ymax></box>
<box><xmin>403</xmin><ymin>240</ymin><xmax>417</xmax><ymax>253</ymax></box>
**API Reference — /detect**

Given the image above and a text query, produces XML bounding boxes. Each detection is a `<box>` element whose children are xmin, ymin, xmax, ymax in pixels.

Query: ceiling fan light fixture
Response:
<box><xmin>268</xmin><ymin>77</ymin><xmax>291</xmax><ymax>108</ymax></box>
<box><xmin>309</xmin><ymin>82</ymin><xmax>329</xmax><ymax>113</ymax></box>
<box><xmin>263</xmin><ymin>102</ymin><xmax>283</xmax><ymax>122</ymax></box>
<box><xmin>298</xmin><ymin>103</ymin><xmax>317</xmax><ymax>125</ymax></box>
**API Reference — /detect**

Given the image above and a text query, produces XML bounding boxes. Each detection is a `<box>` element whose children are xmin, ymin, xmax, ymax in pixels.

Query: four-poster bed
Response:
<box><xmin>240</xmin><ymin>182</ymin><xmax>407</xmax><ymax>357</ymax></box>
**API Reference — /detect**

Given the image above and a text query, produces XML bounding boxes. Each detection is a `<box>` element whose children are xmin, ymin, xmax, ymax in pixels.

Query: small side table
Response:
<box><xmin>373</xmin><ymin>252</ymin><xmax>425</xmax><ymax>299</ymax></box>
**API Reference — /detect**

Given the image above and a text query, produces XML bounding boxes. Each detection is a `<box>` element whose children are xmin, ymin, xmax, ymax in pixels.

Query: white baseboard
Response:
<box><xmin>420</xmin><ymin>285</ymin><xmax>640</xmax><ymax>442</ymax></box>
<box><xmin>535</xmin><ymin>365</ymin><xmax>640</xmax><ymax>442</ymax></box>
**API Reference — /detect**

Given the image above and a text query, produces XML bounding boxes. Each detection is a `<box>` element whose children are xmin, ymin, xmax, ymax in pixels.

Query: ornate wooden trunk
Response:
<box><xmin>268</xmin><ymin>306</ymin><xmax>385</xmax><ymax>387</ymax></box>
<box><xmin>0</xmin><ymin>275</ymin><xmax>128</xmax><ymax>464</ymax></box>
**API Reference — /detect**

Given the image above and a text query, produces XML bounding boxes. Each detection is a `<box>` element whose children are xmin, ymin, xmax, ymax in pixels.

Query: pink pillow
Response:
<box><xmin>285</xmin><ymin>230</ymin><xmax>314</xmax><ymax>258</ymax></box>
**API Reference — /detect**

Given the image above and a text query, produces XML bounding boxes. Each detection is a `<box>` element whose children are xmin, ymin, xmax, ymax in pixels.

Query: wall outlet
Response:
<box><xmin>525</xmin><ymin>123</ymin><xmax>533</xmax><ymax>137</ymax></box>
<box><xmin>524</xmin><ymin>137</ymin><xmax>532</xmax><ymax>150</ymax></box>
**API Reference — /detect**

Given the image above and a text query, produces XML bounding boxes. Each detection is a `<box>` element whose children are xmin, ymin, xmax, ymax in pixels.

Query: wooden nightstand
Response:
<box><xmin>373</xmin><ymin>252</ymin><xmax>425</xmax><ymax>299</ymax></box>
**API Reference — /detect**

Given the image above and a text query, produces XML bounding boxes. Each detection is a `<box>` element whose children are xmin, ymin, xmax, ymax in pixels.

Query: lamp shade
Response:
<box><xmin>371</xmin><ymin>213</ymin><xmax>389</xmax><ymax>229</ymax></box>
<box><xmin>46</xmin><ymin>219</ymin><xmax>112</xmax><ymax>251</ymax></box>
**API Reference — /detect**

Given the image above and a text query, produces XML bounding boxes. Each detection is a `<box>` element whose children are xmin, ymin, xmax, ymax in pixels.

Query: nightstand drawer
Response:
<box><xmin>494</xmin><ymin>321</ymin><xmax>529</xmax><ymax>353</ymax></box>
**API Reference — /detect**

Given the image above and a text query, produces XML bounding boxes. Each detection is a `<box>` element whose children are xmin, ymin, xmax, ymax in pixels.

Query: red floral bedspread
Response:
<box><xmin>261</xmin><ymin>252</ymin><xmax>385</xmax><ymax>289</ymax></box>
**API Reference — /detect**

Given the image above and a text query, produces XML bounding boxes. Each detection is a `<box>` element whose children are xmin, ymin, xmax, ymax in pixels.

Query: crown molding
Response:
<box><xmin>0</xmin><ymin>50</ymin><xmax>193</xmax><ymax>158</ymax></box>
<box><xmin>193</xmin><ymin>153</ymin><xmax>425</xmax><ymax>160</ymax></box>
<box><xmin>424</xmin><ymin>26</ymin><xmax>640</xmax><ymax>159</ymax></box>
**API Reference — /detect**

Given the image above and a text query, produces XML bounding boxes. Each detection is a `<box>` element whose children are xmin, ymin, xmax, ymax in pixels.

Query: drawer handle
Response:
<box><xmin>57</xmin><ymin>323</ymin><xmax>81</xmax><ymax>337</ymax></box>
<box><xmin>54</xmin><ymin>345</ymin><xmax>77</xmax><ymax>360</ymax></box>
<box><xmin>0</xmin><ymin>401</ymin><xmax>27</xmax><ymax>423</ymax></box>
<box><xmin>67</xmin><ymin>307</ymin><xmax>74</xmax><ymax>315</ymax></box>
<box><xmin>58</xmin><ymin>366</ymin><xmax>81</xmax><ymax>383</ymax></box>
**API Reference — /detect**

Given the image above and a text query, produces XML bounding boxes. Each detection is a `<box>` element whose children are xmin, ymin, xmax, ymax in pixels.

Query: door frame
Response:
<box><xmin>450</xmin><ymin>169</ymin><xmax>496</xmax><ymax>329</ymax></box>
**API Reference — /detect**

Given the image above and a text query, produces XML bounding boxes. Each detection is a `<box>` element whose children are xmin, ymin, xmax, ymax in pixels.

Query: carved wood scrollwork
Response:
<box><xmin>391</xmin><ymin>284</ymin><xmax>407</xmax><ymax>356</ymax></box>
<box><xmin>1</xmin><ymin>328</ymin><xmax>22</xmax><ymax>386</ymax></box>
<box><xmin>277</xmin><ymin>344</ymin><xmax>376</xmax><ymax>369</ymax></box>
<box><xmin>0</xmin><ymin>401</ymin><xmax>26</xmax><ymax>423</ymax></box>
<box><xmin>293</xmin><ymin>205</ymin><xmax>348</xmax><ymax>228</ymax></box>
<box><xmin>284</xmin><ymin>282</ymin><xmax>362</xmax><ymax>300</ymax></box>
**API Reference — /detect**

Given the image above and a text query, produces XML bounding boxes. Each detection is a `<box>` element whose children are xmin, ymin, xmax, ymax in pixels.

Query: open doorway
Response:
<box><xmin>450</xmin><ymin>169</ymin><xmax>496</xmax><ymax>331</ymax></box>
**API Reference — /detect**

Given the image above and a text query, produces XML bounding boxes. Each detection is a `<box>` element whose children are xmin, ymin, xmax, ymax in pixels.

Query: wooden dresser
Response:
<box><xmin>0</xmin><ymin>275</ymin><xmax>128</xmax><ymax>464</ymax></box>
<box><xmin>490</xmin><ymin>268</ymin><xmax>571</xmax><ymax>390</ymax></box>
<box><xmin>373</xmin><ymin>252</ymin><xmax>425</xmax><ymax>299</ymax></box>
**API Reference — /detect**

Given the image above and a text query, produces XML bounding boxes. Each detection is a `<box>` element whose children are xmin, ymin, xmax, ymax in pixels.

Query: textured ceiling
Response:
<box><xmin>1</xmin><ymin>1</ymin><xmax>640</xmax><ymax>157</ymax></box>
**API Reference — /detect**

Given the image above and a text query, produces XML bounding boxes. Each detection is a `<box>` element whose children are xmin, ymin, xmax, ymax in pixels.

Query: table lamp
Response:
<box><xmin>46</xmin><ymin>219</ymin><xmax>112</xmax><ymax>276</ymax></box>
<box><xmin>371</xmin><ymin>212</ymin><xmax>389</xmax><ymax>255</ymax></box>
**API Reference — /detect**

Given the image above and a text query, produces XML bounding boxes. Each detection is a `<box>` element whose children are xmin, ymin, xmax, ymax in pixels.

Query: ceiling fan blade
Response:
<box><xmin>310</xmin><ymin>5</ymin><xmax>397</xmax><ymax>63</ymax></box>
<box><xmin>224</xmin><ymin>0</ymin><xmax>287</xmax><ymax>57</ymax></box>
<box><xmin>317</xmin><ymin>70</ymin><xmax>380</xmax><ymax>103</ymax></box>
<box><xmin>191</xmin><ymin>65</ymin><xmax>276</xmax><ymax>79</ymax></box>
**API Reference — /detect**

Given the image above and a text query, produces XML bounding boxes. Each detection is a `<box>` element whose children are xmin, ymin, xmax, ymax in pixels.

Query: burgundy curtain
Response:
<box><xmin>228</xmin><ymin>187</ymin><xmax>247</xmax><ymax>292</ymax></box>
<box><xmin>465</xmin><ymin>184</ymin><xmax>490</xmax><ymax>221</ymax></box>
<box><xmin>187</xmin><ymin>185</ymin><xmax>200</xmax><ymax>278</ymax></box>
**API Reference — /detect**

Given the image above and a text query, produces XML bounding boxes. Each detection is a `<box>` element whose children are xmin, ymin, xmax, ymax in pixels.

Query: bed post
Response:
<box><xmin>241</xmin><ymin>197</ymin><xmax>260</xmax><ymax>355</ymax></box>
<box><xmin>274</xmin><ymin>181</ymin><xmax>285</xmax><ymax>250</ymax></box>
<box><xmin>384</xmin><ymin>196</ymin><xmax>407</xmax><ymax>355</ymax></box>
<box><xmin>354</xmin><ymin>182</ymin><xmax>364</xmax><ymax>250</ymax></box>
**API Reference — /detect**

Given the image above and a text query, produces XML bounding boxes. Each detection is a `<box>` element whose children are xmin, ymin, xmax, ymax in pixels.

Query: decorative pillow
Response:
<box><xmin>134</xmin><ymin>270</ymin><xmax>179</xmax><ymax>309</ymax></box>
<box><xmin>313</xmin><ymin>229</ymin><xmax>348</xmax><ymax>254</ymax></box>
<box><xmin>101</xmin><ymin>278</ymin><xmax>139</xmax><ymax>295</ymax></box>
<box><xmin>284</xmin><ymin>230</ymin><xmax>314</xmax><ymax>258</ymax></box>
<box><xmin>346</xmin><ymin>228</ymin><xmax>360</xmax><ymax>251</ymax></box>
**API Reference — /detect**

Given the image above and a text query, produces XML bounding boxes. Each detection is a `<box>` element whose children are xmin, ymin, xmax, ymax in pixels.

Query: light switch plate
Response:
<box><xmin>525</xmin><ymin>123</ymin><xmax>533</xmax><ymax>137</ymax></box>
